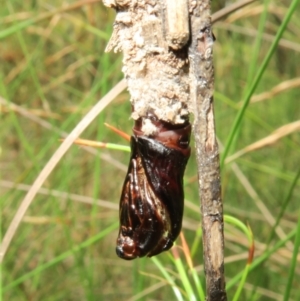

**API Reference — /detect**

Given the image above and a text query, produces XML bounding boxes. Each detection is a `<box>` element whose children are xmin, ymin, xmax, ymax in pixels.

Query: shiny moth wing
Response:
<box><xmin>116</xmin><ymin>118</ymin><xmax>191</xmax><ymax>260</ymax></box>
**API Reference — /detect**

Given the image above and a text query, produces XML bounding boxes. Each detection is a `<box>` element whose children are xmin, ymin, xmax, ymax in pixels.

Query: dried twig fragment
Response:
<box><xmin>164</xmin><ymin>0</ymin><xmax>189</xmax><ymax>49</ymax></box>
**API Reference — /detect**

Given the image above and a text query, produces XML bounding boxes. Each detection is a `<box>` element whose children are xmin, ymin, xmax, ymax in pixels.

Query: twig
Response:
<box><xmin>189</xmin><ymin>1</ymin><xmax>227</xmax><ymax>300</ymax></box>
<box><xmin>103</xmin><ymin>0</ymin><xmax>227</xmax><ymax>297</ymax></box>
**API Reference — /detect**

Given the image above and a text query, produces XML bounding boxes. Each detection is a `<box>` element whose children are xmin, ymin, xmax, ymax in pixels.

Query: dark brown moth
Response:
<box><xmin>116</xmin><ymin>114</ymin><xmax>191</xmax><ymax>260</ymax></box>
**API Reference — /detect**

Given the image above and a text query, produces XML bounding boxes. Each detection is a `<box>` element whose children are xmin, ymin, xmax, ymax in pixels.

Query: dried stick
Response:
<box><xmin>104</xmin><ymin>0</ymin><xmax>226</xmax><ymax>299</ymax></box>
<box><xmin>189</xmin><ymin>2</ymin><xmax>227</xmax><ymax>301</ymax></box>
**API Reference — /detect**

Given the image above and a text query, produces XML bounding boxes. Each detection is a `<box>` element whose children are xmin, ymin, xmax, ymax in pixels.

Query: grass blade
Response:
<box><xmin>220</xmin><ymin>0</ymin><xmax>300</xmax><ymax>167</ymax></box>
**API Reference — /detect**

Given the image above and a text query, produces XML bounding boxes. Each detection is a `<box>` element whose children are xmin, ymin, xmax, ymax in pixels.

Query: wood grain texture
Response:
<box><xmin>188</xmin><ymin>1</ymin><xmax>227</xmax><ymax>300</ymax></box>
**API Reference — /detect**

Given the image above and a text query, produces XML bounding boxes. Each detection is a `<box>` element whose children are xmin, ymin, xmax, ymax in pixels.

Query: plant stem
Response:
<box><xmin>189</xmin><ymin>1</ymin><xmax>227</xmax><ymax>300</ymax></box>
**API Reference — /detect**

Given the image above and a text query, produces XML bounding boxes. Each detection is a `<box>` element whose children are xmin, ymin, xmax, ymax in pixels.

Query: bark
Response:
<box><xmin>103</xmin><ymin>0</ymin><xmax>190</xmax><ymax>133</ymax></box>
<box><xmin>189</xmin><ymin>2</ymin><xmax>227</xmax><ymax>300</ymax></box>
<box><xmin>103</xmin><ymin>0</ymin><xmax>227</xmax><ymax>300</ymax></box>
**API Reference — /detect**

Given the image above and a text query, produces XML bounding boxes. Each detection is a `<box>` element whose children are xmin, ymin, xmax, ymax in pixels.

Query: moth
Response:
<box><xmin>116</xmin><ymin>115</ymin><xmax>191</xmax><ymax>260</ymax></box>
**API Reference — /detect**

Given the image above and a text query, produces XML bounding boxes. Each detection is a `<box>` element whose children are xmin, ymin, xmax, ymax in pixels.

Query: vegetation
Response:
<box><xmin>1</xmin><ymin>0</ymin><xmax>299</xmax><ymax>300</ymax></box>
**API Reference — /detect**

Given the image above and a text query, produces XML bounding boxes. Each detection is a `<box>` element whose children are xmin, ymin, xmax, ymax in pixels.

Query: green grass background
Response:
<box><xmin>1</xmin><ymin>0</ymin><xmax>300</xmax><ymax>300</ymax></box>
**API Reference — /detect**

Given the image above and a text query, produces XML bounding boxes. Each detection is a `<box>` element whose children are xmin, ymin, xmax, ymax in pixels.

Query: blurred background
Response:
<box><xmin>1</xmin><ymin>0</ymin><xmax>299</xmax><ymax>300</ymax></box>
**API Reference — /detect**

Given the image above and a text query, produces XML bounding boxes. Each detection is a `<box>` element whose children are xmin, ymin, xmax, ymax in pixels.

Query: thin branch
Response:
<box><xmin>189</xmin><ymin>1</ymin><xmax>227</xmax><ymax>300</ymax></box>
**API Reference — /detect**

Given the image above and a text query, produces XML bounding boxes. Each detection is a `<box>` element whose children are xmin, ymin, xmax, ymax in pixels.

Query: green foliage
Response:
<box><xmin>1</xmin><ymin>0</ymin><xmax>300</xmax><ymax>300</ymax></box>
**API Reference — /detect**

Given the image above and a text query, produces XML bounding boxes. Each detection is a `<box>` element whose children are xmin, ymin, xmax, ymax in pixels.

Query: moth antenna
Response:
<box><xmin>104</xmin><ymin>123</ymin><xmax>130</xmax><ymax>142</ymax></box>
